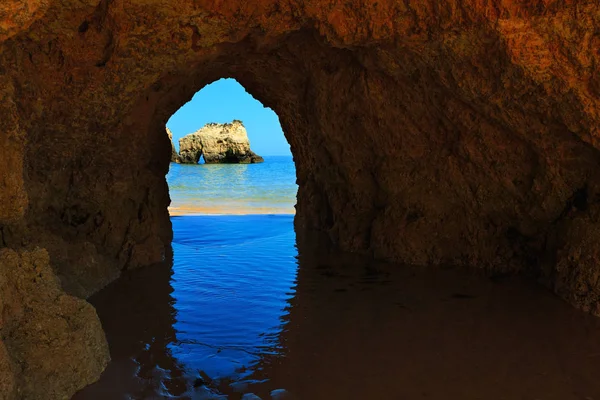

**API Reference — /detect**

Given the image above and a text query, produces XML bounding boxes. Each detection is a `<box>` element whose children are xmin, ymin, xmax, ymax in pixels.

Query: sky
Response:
<box><xmin>166</xmin><ymin>78</ymin><xmax>291</xmax><ymax>156</ymax></box>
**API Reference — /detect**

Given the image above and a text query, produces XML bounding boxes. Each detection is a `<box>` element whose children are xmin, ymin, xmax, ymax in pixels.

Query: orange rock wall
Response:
<box><xmin>1</xmin><ymin>1</ymin><xmax>600</xmax><ymax>397</ymax></box>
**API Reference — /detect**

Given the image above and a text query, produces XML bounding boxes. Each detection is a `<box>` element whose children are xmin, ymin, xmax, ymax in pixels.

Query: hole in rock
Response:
<box><xmin>166</xmin><ymin>78</ymin><xmax>296</xmax><ymax>215</ymax></box>
<box><xmin>74</xmin><ymin>81</ymin><xmax>600</xmax><ymax>400</ymax></box>
<box><xmin>75</xmin><ymin>78</ymin><xmax>302</xmax><ymax>398</ymax></box>
<box><xmin>162</xmin><ymin>78</ymin><xmax>300</xmax><ymax>393</ymax></box>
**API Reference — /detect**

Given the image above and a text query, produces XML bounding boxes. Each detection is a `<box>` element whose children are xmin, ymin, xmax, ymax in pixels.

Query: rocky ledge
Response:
<box><xmin>177</xmin><ymin>120</ymin><xmax>264</xmax><ymax>164</ymax></box>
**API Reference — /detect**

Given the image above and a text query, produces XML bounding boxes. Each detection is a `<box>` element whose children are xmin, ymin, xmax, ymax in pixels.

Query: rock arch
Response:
<box><xmin>1</xmin><ymin>1</ymin><xmax>600</xmax><ymax>398</ymax></box>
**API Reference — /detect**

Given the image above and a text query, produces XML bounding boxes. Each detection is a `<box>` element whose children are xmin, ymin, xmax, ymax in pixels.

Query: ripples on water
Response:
<box><xmin>75</xmin><ymin>215</ymin><xmax>600</xmax><ymax>400</ymax></box>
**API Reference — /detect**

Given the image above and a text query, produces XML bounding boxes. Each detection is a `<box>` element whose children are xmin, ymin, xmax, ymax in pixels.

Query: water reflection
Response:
<box><xmin>72</xmin><ymin>256</ymin><xmax>189</xmax><ymax>399</ymax></box>
<box><xmin>75</xmin><ymin>215</ymin><xmax>298</xmax><ymax>400</ymax></box>
<box><xmin>75</xmin><ymin>216</ymin><xmax>600</xmax><ymax>399</ymax></box>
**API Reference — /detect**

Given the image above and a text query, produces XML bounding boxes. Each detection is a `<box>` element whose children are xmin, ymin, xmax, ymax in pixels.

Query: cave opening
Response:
<box><xmin>73</xmin><ymin>78</ymin><xmax>303</xmax><ymax>398</ymax></box>
<box><xmin>5</xmin><ymin>2</ymin><xmax>600</xmax><ymax>399</ymax></box>
<box><xmin>165</xmin><ymin>78</ymin><xmax>297</xmax><ymax>216</ymax></box>
<box><xmin>73</xmin><ymin>77</ymin><xmax>303</xmax><ymax>398</ymax></box>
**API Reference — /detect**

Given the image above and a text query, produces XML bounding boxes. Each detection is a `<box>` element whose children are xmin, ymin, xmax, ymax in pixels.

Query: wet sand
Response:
<box><xmin>75</xmin><ymin>215</ymin><xmax>600</xmax><ymax>400</ymax></box>
<box><xmin>167</xmin><ymin>157</ymin><xmax>297</xmax><ymax>217</ymax></box>
<box><xmin>168</xmin><ymin>205</ymin><xmax>295</xmax><ymax>216</ymax></box>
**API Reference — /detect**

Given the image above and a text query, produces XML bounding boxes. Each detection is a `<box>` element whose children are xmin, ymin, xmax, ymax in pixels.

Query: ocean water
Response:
<box><xmin>74</xmin><ymin>163</ymin><xmax>600</xmax><ymax>399</ymax></box>
<box><xmin>168</xmin><ymin>156</ymin><xmax>297</xmax><ymax>215</ymax></box>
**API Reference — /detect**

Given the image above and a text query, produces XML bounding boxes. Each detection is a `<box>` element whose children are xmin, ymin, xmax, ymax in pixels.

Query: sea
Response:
<box><xmin>168</xmin><ymin>156</ymin><xmax>297</xmax><ymax>215</ymax></box>
<box><xmin>74</xmin><ymin>156</ymin><xmax>600</xmax><ymax>399</ymax></box>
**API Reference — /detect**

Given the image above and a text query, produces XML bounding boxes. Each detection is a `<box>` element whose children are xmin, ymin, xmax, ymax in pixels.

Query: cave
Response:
<box><xmin>1</xmin><ymin>1</ymin><xmax>600</xmax><ymax>398</ymax></box>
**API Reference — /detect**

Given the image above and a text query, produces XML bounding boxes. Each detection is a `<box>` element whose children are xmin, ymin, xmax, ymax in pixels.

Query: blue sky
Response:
<box><xmin>166</xmin><ymin>78</ymin><xmax>291</xmax><ymax>156</ymax></box>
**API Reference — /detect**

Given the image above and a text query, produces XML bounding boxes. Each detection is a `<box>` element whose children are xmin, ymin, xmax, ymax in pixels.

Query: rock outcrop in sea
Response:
<box><xmin>166</xmin><ymin>127</ymin><xmax>180</xmax><ymax>163</ymax></box>
<box><xmin>178</xmin><ymin>120</ymin><xmax>264</xmax><ymax>164</ymax></box>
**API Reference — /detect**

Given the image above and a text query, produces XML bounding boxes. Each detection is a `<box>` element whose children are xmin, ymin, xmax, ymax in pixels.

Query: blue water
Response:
<box><xmin>74</xmin><ymin>163</ymin><xmax>600</xmax><ymax>399</ymax></box>
<box><xmin>169</xmin><ymin>215</ymin><xmax>297</xmax><ymax>382</ymax></box>
<box><xmin>167</xmin><ymin>156</ymin><xmax>297</xmax><ymax>215</ymax></box>
<box><xmin>75</xmin><ymin>214</ymin><xmax>600</xmax><ymax>399</ymax></box>
<box><xmin>75</xmin><ymin>215</ymin><xmax>300</xmax><ymax>399</ymax></box>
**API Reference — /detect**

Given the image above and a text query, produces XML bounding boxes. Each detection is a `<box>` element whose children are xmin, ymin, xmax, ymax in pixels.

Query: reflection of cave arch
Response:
<box><xmin>73</xmin><ymin>257</ymin><xmax>188</xmax><ymax>398</ymax></box>
<box><xmin>2</xmin><ymin>1</ymin><xmax>600</xmax><ymax>397</ymax></box>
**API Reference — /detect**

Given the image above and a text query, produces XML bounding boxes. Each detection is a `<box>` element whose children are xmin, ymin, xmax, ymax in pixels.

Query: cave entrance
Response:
<box><xmin>76</xmin><ymin>78</ymin><xmax>302</xmax><ymax>398</ymax></box>
<box><xmin>119</xmin><ymin>78</ymin><xmax>299</xmax><ymax>396</ymax></box>
<box><xmin>165</xmin><ymin>78</ymin><xmax>297</xmax><ymax>216</ymax></box>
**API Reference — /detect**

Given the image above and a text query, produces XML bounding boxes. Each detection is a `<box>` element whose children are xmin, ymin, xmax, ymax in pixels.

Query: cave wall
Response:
<box><xmin>1</xmin><ymin>0</ymin><xmax>600</xmax><ymax>398</ymax></box>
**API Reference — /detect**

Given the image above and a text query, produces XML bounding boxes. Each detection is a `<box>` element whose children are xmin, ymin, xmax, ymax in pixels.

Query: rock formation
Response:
<box><xmin>166</xmin><ymin>127</ymin><xmax>180</xmax><ymax>163</ymax></box>
<box><xmin>178</xmin><ymin>120</ymin><xmax>264</xmax><ymax>164</ymax></box>
<box><xmin>1</xmin><ymin>1</ymin><xmax>600</xmax><ymax>398</ymax></box>
<box><xmin>0</xmin><ymin>248</ymin><xmax>109</xmax><ymax>399</ymax></box>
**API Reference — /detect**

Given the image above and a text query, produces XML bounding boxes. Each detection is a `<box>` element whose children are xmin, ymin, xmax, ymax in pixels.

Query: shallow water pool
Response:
<box><xmin>75</xmin><ymin>215</ymin><xmax>600</xmax><ymax>399</ymax></box>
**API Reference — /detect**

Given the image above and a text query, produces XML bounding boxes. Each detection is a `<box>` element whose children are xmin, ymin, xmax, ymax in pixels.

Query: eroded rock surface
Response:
<box><xmin>166</xmin><ymin>127</ymin><xmax>180</xmax><ymax>163</ymax></box>
<box><xmin>178</xmin><ymin>120</ymin><xmax>264</xmax><ymax>164</ymax></box>
<box><xmin>0</xmin><ymin>248</ymin><xmax>109</xmax><ymax>400</ymax></box>
<box><xmin>0</xmin><ymin>1</ymin><xmax>600</xmax><ymax>397</ymax></box>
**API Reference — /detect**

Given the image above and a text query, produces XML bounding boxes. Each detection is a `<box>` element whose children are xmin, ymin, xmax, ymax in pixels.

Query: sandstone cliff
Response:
<box><xmin>178</xmin><ymin>120</ymin><xmax>264</xmax><ymax>164</ymax></box>
<box><xmin>166</xmin><ymin>127</ymin><xmax>180</xmax><ymax>163</ymax></box>
<box><xmin>1</xmin><ymin>1</ymin><xmax>600</xmax><ymax>398</ymax></box>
